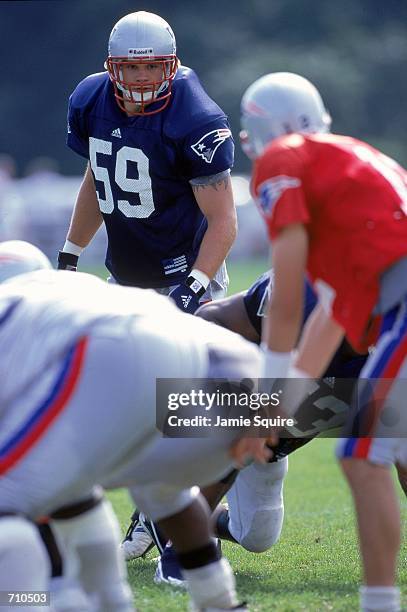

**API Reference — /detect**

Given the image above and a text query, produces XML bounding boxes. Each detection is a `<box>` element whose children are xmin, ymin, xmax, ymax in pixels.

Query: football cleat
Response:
<box><xmin>154</xmin><ymin>540</ymin><xmax>223</xmax><ymax>589</ymax></box>
<box><xmin>139</xmin><ymin>513</ymin><xmax>167</xmax><ymax>554</ymax></box>
<box><xmin>154</xmin><ymin>543</ymin><xmax>186</xmax><ymax>588</ymax></box>
<box><xmin>121</xmin><ymin>510</ymin><xmax>155</xmax><ymax>560</ymax></box>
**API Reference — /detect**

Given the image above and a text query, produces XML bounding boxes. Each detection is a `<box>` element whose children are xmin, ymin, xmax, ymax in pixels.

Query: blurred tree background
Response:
<box><xmin>1</xmin><ymin>0</ymin><xmax>407</xmax><ymax>176</ymax></box>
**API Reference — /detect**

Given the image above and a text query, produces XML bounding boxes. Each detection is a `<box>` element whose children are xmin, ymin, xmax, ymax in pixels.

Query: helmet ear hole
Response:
<box><xmin>299</xmin><ymin>115</ymin><xmax>311</xmax><ymax>130</ymax></box>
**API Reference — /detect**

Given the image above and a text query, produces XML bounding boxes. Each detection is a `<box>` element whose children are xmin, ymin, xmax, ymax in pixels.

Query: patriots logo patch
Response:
<box><xmin>257</xmin><ymin>176</ymin><xmax>301</xmax><ymax>215</ymax></box>
<box><xmin>191</xmin><ymin>128</ymin><xmax>232</xmax><ymax>164</ymax></box>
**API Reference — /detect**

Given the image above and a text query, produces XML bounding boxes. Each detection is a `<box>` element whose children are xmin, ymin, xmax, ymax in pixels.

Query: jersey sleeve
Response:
<box><xmin>243</xmin><ymin>271</ymin><xmax>272</xmax><ymax>336</ymax></box>
<box><xmin>243</xmin><ymin>271</ymin><xmax>318</xmax><ymax>340</ymax></box>
<box><xmin>66</xmin><ymin>92</ymin><xmax>89</xmax><ymax>159</ymax></box>
<box><xmin>252</xmin><ymin>142</ymin><xmax>309</xmax><ymax>239</ymax></box>
<box><xmin>180</xmin><ymin>117</ymin><xmax>234</xmax><ymax>180</ymax></box>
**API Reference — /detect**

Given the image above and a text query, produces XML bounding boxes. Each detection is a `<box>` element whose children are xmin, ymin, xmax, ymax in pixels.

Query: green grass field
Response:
<box><xmin>109</xmin><ymin>439</ymin><xmax>406</xmax><ymax>611</ymax></box>
<box><xmin>225</xmin><ymin>258</ymin><xmax>269</xmax><ymax>295</ymax></box>
<box><xmin>84</xmin><ymin>259</ymin><xmax>406</xmax><ymax>611</ymax></box>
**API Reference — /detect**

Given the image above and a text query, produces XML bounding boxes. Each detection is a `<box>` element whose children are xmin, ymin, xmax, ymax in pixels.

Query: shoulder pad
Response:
<box><xmin>69</xmin><ymin>72</ymin><xmax>110</xmax><ymax>111</ymax></box>
<box><xmin>163</xmin><ymin>66</ymin><xmax>227</xmax><ymax>140</ymax></box>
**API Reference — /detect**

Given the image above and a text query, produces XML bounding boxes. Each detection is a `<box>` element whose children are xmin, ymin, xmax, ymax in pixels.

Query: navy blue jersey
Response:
<box><xmin>243</xmin><ymin>271</ymin><xmax>367</xmax><ymax>378</ymax></box>
<box><xmin>67</xmin><ymin>66</ymin><xmax>234</xmax><ymax>287</ymax></box>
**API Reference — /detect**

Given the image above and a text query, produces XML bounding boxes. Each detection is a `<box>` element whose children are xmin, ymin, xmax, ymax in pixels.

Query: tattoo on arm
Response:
<box><xmin>191</xmin><ymin>176</ymin><xmax>229</xmax><ymax>193</ymax></box>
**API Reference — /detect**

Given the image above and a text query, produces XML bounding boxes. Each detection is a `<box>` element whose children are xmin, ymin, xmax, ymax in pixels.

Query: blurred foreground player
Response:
<box><xmin>0</xmin><ymin>240</ymin><xmax>268</xmax><ymax>611</ymax></box>
<box><xmin>241</xmin><ymin>71</ymin><xmax>407</xmax><ymax>612</ymax></box>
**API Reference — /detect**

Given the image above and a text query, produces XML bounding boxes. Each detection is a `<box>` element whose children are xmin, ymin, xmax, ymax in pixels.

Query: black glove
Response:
<box><xmin>169</xmin><ymin>274</ymin><xmax>207</xmax><ymax>314</ymax></box>
<box><xmin>57</xmin><ymin>251</ymin><xmax>79</xmax><ymax>271</ymax></box>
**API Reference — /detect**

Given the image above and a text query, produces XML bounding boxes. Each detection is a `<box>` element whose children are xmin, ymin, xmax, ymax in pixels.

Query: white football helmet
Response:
<box><xmin>0</xmin><ymin>240</ymin><xmax>52</xmax><ymax>283</ymax></box>
<box><xmin>106</xmin><ymin>11</ymin><xmax>177</xmax><ymax>116</ymax></box>
<box><xmin>240</xmin><ymin>72</ymin><xmax>331</xmax><ymax>159</ymax></box>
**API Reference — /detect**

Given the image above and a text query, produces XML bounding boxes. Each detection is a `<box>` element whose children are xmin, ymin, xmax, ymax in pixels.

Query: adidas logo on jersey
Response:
<box><xmin>181</xmin><ymin>295</ymin><xmax>192</xmax><ymax>309</ymax></box>
<box><xmin>111</xmin><ymin>128</ymin><xmax>122</xmax><ymax>138</ymax></box>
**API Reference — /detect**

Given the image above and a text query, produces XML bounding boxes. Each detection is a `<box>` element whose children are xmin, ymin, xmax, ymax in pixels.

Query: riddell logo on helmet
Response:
<box><xmin>128</xmin><ymin>48</ymin><xmax>154</xmax><ymax>57</ymax></box>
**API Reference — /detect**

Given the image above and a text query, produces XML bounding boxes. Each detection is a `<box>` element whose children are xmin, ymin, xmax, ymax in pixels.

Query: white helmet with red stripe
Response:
<box><xmin>106</xmin><ymin>11</ymin><xmax>178</xmax><ymax>116</ymax></box>
<box><xmin>240</xmin><ymin>72</ymin><xmax>331</xmax><ymax>159</ymax></box>
<box><xmin>0</xmin><ymin>240</ymin><xmax>52</xmax><ymax>283</ymax></box>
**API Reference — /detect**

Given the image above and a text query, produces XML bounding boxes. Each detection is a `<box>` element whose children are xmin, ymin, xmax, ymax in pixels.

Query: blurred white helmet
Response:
<box><xmin>240</xmin><ymin>72</ymin><xmax>331</xmax><ymax>159</ymax></box>
<box><xmin>0</xmin><ymin>240</ymin><xmax>52</xmax><ymax>283</ymax></box>
<box><xmin>106</xmin><ymin>11</ymin><xmax>177</xmax><ymax>116</ymax></box>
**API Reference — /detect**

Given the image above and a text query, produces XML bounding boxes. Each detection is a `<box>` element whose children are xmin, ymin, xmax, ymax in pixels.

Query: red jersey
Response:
<box><xmin>252</xmin><ymin>133</ymin><xmax>407</xmax><ymax>352</ymax></box>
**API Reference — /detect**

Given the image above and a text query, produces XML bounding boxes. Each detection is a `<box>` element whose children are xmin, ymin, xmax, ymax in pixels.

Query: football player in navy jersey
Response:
<box><xmin>58</xmin><ymin>11</ymin><xmax>236</xmax><ymax>313</ymax></box>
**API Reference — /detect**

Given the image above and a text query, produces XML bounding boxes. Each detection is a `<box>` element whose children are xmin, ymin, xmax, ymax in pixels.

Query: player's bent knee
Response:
<box><xmin>239</xmin><ymin>507</ymin><xmax>284</xmax><ymax>552</ymax></box>
<box><xmin>228</xmin><ymin>458</ymin><xmax>287</xmax><ymax>552</ymax></box>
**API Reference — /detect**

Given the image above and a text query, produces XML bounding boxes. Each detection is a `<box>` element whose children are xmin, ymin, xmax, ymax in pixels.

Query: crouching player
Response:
<box><xmin>123</xmin><ymin>270</ymin><xmax>368</xmax><ymax>583</ymax></box>
<box><xmin>0</xmin><ymin>240</ymin><xmax>268</xmax><ymax>611</ymax></box>
<box><xmin>197</xmin><ymin>272</ymin><xmax>369</xmax><ymax>553</ymax></box>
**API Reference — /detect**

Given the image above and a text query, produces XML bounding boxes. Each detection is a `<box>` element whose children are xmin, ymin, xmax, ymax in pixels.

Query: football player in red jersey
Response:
<box><xmin>241</xmin><ymin>72</ymin><xmax>407</xmax><ymax>612</ymax></box>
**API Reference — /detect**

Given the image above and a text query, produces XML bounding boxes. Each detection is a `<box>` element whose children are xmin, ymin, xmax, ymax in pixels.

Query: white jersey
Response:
<box><xmin>0</xmin><ymin>271</ymin><xmax>192</xmax><ymax>406</ymax></box>
<box><xmin>0</xmin><ymin>270</ymin><xmax>248</xmax><ymax>409</ymax></box>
